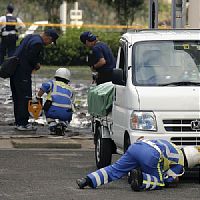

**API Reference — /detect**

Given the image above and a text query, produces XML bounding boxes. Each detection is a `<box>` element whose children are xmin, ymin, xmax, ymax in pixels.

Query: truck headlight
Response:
<box><xmin>130</xmin><ymin>111</ymin><xmax>157</xmax><ymax>131</ymax></box>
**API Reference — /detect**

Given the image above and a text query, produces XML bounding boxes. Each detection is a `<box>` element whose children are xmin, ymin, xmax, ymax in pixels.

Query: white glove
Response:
<box><xmin>32</xmin><ymin>95</ymin><xmax>41</xmax><ymax>103</ymax></box>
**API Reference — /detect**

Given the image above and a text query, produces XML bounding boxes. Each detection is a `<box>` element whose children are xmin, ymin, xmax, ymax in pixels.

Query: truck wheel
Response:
<box><xmin>124</xmin><ymin>134</ymin><xmax>131</xmax><ymax>153</ymax></box>
<box><xmin>95</xmin><ymin>126</ymin><xmax>112</xmax><ymax>169</ymax></box>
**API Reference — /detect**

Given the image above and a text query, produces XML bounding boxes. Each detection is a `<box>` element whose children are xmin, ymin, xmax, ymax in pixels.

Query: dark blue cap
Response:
<box><xmin>80</xmin><ymin>31</ymin><xmax>97</xmax><ymax>44</ymax></box>
<box><xmin>7</xmin><ymin>4</ymin><xmax>14</xmax><ymax>13</ymax></box>
<box><xmin>45</xmin><ymin>29</ymin><xmax>59</xmax><ymax>45</ymax></box>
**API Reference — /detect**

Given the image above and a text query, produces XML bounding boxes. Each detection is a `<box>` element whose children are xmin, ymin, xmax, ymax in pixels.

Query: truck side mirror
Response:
<box><xmin>112</xmin><ymin>69</ymin><xmax>125</xmax><ymax>86</ymax></box>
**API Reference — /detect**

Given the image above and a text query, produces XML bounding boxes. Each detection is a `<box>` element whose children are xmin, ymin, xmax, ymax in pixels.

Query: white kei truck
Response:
<box><xmin>88</xmin><ymin>29</ymin><xmax>200</xmax><ymax>169</ymax></box>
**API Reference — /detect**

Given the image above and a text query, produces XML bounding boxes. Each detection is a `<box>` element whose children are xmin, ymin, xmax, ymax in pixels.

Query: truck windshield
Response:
<box><xmin>133</xmin><ymin>41</ymin><xmax>200</xmax><ymax>86</ymax></box>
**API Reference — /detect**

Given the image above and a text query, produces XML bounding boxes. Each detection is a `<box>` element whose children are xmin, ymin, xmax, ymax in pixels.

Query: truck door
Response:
<box><xmin>112</xmin><ymin>43</ymin><xmax>128</xmax><ymax>148</ymax></box>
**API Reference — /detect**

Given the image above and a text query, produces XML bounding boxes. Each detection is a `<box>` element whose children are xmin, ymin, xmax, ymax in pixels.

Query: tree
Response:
<box><xmin>26</xmin><ymin>0</ymin><xmax>75</xmax><ymax>23</ymax></box>
<box><xmin>0</xmin><ymin>0</ymin><xmax>45</xmax><ymax>22</ymax></box>
<box><xmin>98</xmin><ymin>0</ymin><xmax>144</xmax><ymax>25</ymax></box>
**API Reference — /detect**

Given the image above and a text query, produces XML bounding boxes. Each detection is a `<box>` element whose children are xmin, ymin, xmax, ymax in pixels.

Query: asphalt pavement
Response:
<box><xmin>0</xmin><ymin>124</ymin><xmax>199</xmax><ymax>200</ymax></box>
<box><xmin>0</xmin><ymin>149</ymin><xmax>199</xmax><ymax>200</ymax></box>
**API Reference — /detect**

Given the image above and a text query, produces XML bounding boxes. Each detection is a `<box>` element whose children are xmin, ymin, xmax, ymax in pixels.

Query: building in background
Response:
<box><xmin>188</xmin><ymin>0</ymin><xmax>200</xmax><ymax>28</ymax></box>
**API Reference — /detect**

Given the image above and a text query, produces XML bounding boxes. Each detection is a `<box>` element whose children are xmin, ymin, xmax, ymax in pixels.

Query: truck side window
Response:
<box><xmin>119</xmin><ymin>47</ymin><xmax>126</xmax><ymax>83</ymax></box>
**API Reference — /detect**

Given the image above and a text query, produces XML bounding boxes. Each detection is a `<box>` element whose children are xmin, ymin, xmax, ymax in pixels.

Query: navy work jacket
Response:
<box><xmin>14</xmin><ymin>34</ymin><xmax>44</xmax><ymax>79</ymax></box>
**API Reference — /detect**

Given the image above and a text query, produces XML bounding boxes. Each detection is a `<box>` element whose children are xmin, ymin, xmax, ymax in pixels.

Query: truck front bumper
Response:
<box><xmin>129</xmin><ymin>131</ymin><xmax>200</xmax><ymax>147</ymax></box>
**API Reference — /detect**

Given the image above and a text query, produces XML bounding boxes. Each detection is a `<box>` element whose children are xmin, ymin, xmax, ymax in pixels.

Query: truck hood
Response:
<box><xmin>136</xmin><ymin>87</ymin><xmax>200</xmax><ymax>111</ymax></box>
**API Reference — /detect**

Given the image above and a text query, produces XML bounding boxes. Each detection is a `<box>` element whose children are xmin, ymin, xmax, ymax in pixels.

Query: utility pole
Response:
<box><xmin>149</xmin><ymin>0</ymin><xmax>186</xmax><ymax>29</ymax></box>
<box><xmin>182</xmin><ymin>0</ymin><xmax>186</xmax><ymax>27</ymax></box>
<box><xmin>60</xmin><ymin>1</ymin><xmax>67</xmax><ymax>32</ymax></box>
<box><xmin>149</xmin><ymin>0</ymin><xmax>158</xmax><ymax>29</ymax></box>
<box><xmin>171</xmin><ymin>0</ymin><xmax>186</xmax><ymax>28</ymax></box>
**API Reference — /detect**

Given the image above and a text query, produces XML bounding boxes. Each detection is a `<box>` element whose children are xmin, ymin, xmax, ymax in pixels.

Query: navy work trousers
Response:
<box><xmin>10</xmin><ymin>75</ymin><xmax>32</xmax><ymax>126</ymax></box>
<box><xmin>87</xmin><ymin>142</ymin><xmax>165</xmax><ymax>190</ymax></box>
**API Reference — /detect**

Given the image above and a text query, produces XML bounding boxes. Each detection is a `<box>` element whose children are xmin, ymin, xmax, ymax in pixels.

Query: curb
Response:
<box><xmin>11</xmin><ymin>138</ymin><xmax>82</xmax><ymax>149</ymax></box>
<box><xmin>0</xmin><ymin>126</ymin><xmax>94</xmax><ymax>149</ymax></box>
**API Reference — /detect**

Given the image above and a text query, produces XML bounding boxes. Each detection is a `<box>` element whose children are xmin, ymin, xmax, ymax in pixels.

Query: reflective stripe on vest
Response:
<box><xmin>51</xmin><ymin>102</ymin><xmax>71</xmax><ymax>109</ymax></box>
<box><xmin>157</xmin><ymin>140</ymin><xmax>181</xmax><ymax>160</ymax></box>
<box><xmin>166</xmin><ymin>168</ymin><xmax>185</xmax><ymax>177</ymax></box>
<box><xmin>142</xmin><ymin>140</ymin><xmax>162</xmax><ymax>156</ymax></box>
<box><xmin>143</xmin><ymin>140</ymin><xmax>184</xmax><ymax>177</ymax></box>
<box><xmin>156</xmin><ymin>140</ymin><xmax>184</xmax><ymax>174</ymax></box>
<box><xmin>47</xmin><ymin>80</ymin><xmax>73</xmax><ymax>109</ymax></box>
<box><xmin>2</xmin><ymin>30</ymin><xmax>17</xmax><ymax>36</ymax></box>
<box><xmin>2</xmin><ymin>16</ymin><xmax>17</xmax><ymax>35</ymax></box>
<box><xmin>143</xmin><ymin>140</ymin><xmax>183</xmax><ymax>162</ymax></box>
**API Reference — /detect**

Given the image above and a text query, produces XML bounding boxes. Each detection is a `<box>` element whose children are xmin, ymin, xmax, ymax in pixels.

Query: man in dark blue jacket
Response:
<box><xmin>80</xmin><ymin>31</ymin><xmax>116</xmax><ymax>85</ymax></box>
<box><xmin>11</xmin><ymin>29</ymin><xmax>59</xmax><ymax>131</ymax></box>
<box><xmin>0</xmin><ymin>4</ymin><xmax>25</xmax><ymax>64</ymax></box>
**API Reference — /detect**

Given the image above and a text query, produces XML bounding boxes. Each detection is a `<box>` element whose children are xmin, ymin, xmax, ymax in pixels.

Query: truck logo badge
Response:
<box><xmin>191</xmin><ymin>120</ymin><xmax>200</xmax><ymax>130</ymax></box>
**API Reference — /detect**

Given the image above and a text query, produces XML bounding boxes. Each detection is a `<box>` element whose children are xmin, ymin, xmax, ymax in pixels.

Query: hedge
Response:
<box><xmin>41</xmin><ymin>28</ymin><xmax>121</xmax><ymax>66</ymax></box>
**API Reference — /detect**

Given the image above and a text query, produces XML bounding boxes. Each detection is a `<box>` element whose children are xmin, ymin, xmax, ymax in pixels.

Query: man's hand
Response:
<box><xmin>32</xmin><ymin>96</ymin><xmax>41</xmax><ymax>103</ymax></box>
<box><xmin>35</xmin><ymin>63</ymin><xmax>41</xmax><ymax>71</ymax></box>
<box><xmin>90</xmin><ymin>66</ymin><xmax>96</xmax><ymax>72</ymax></box>
<box><xmin>164</xmin><ymin>176</ymin><xmax>179</xmax><ymax>188</ymax></box>
<box><xmin>174</xmin><ymin>176</ymin><xmax>179</xmax><ymax>183</ymax></box>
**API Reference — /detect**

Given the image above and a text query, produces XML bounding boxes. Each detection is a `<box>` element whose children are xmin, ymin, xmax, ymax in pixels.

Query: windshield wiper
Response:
<box><xmin>158</xmin><ymin>81</ymin><xmax>200</xmax><ymax>86</ymax></box>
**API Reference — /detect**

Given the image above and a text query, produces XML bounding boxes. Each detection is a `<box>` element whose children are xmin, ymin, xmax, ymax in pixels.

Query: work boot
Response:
<box><xmin>49</xmin><ymin>126</ymin><xmax>56</xmax><ymax>135</ymax></box>
<box><xmin>48</xmin><ymin>121</ymin><xmax>57</xmax><ymax>135</ymax></box>
<box><xmin>130</xmin><ymin>168</ymin><xmax>143</xmax><ymax>192</ymax></box>
<box><xmin>127</xmin><ymin>172</ymin><xmax>132</xmax><ymax>184</ymax></box>
<box><xmin>55</xmin><ymin>123</ymin><xmax>65</xmax><ymax>136</ymax></box>
<box><xmin>76</xmin><ymin>177</ymin><xmax>92</xmax><ymax>189</ymax></box>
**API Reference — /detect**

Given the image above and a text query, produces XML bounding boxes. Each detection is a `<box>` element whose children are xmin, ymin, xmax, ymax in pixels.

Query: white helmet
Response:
<box><xmin>55</xmin><ymin>68</ymin><xmax>71</xmax><ymax>81</ymax></box>
<box><xmin>182</xmin><ymin>146</ymin><xmax>200</xmax><ymax>168</ymax></box>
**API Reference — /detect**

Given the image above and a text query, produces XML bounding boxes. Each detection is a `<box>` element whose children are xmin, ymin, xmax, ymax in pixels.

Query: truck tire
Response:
<box><xmin>124</xmin><ymin>134</ymin><xmax>131</xmax><ymax>153</ymax></box>
<box><xmin>95</xmin><ymin>126</ymin><xmax>112</xmax><ymax>169</ymax></box>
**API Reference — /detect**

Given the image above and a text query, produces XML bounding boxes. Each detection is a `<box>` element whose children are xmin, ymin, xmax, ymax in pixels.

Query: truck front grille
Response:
<box><xmin>171</xmin><ymin>137</ymin><xmax>200</xmax><ymax>145</ymax></box>
<box><xmin>163</xmin><ymin>119</ymin><xmax>200</xmax><ymax>132</ymax></box>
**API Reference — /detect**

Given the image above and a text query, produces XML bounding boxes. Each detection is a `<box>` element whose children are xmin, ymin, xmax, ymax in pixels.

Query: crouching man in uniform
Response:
<box><xmin>37</xmin><ymin>68</ymin><xmax>74</xmax><ymax>135</ymax></box>
<box><xmin>76</xmin><ymin>139</ymin><xmax>200</xmax><ymax>191</ymax></box>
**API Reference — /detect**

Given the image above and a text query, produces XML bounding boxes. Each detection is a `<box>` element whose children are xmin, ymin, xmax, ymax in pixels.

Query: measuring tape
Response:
<box><xmin>28</xmin><ymin>99</ymin><xmax>43</xmax><ymax>120</ymax></box>
<box><xmin>28</xmin><ymin>71</ymin><xmax>43</xmax><ymax>120</ymax></box>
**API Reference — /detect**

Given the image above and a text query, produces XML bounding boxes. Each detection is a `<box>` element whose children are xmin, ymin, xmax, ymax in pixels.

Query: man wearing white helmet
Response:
<box><xmin>182</xmin><ymin>146</ymin><xmax>200</xmax><ymax>169</ymax></box>
<box><xmin>37</xmin><ymin>68</ymin><xmax>74</xmax><ymax>135</ymax></box>
<box><xmin>77</xmin><ymin>138</ymin><xmax>200</xmax><ymax>191</ymax></box>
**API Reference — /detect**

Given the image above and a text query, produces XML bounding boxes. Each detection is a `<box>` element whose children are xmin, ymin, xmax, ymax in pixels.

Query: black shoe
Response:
<box><xmin>130</xmin><ymin>168</ymin><xmax>143</xmax><ymax>192</ymax></box>
<box><xmin>76</xmin><ymin>178</ymin><xmax>89</xmax><ymax>189</ymax></box>
<box><xmin>49</xmin><ymin>126</ymin><xmax>57</xmax><ymax>135</ymax></box>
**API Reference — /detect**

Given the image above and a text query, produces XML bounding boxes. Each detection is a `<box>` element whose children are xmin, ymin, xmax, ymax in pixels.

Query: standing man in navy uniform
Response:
<box><xmin>11</xmin><ymin>29</ymin><xmax>59</xmax><ymax>131</ymax></box>
<box><xmin>80</xmin><ymin>31</ymin><xmax>116</xmax><ymax>85</ymax></box>
<box><xmin>0</xmin><ymin>4</ymin><xmax>25</xmax><ymax>64</ymax></box>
